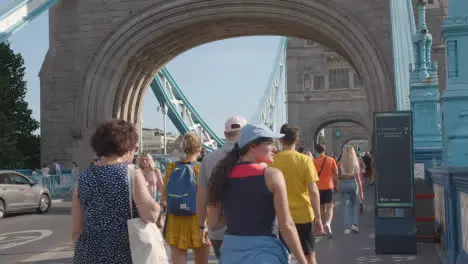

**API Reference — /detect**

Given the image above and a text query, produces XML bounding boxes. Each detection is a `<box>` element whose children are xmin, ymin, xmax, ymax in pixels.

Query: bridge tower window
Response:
<box><xmin>313</xmin><ymin>75</ymin><xmax>325</xmax><ymax>90</ymax></box>
<box><xmin>426</xmin><ymin>0</ymin><xmax>439</xmax><ymax>8</ymax></box>
<box><xmin>328</xmin><ymin>68</ymin><xmax>350</xmax><ymax>89</ymax></box>
<box><xmin>305</xmin><ymin>40</ymin><xmax>317</xmax><ymax>47</ymax></box>
<box><xmin>303</xmin><ymin>73</ymin><xmax>312</xmax><ymax>90</ymax></box>
<box><xmin>353</xmin><ymin>73</ymin><xmax>363</xmax><ymax>88</ymax></box>
<box><xmin>335</xmin><ymin>128</ymin><xmax>341</xmax><ymax>139</ymax></box>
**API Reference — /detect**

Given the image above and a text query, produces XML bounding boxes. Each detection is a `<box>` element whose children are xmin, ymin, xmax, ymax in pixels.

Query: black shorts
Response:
<box><xmin>319</xmin><ymin>189</ymin><xmax>334</xmax><ymax>204</ymax></box>
<box><xmin>279</xmin><ymin>222</ymin><xmax>315</xmax><ymax>255</ymax></box>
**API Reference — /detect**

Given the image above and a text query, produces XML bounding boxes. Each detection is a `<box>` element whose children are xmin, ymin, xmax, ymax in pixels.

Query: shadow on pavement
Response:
<box><xmin>3</xmin><ymin>199</ymin><xmax>71</xmax><ymax>219</ymax></box>
<box><xmin>19</xmin><ymin>257</ymin><xmax>73</xmax><ymax>264</ymax></box>
<box><xmin>45</xmin><ymin>206</ymin><xmax>72</xmax><ymax>216</ymax></box>
<box><xmin>314</xmin><ymin>187</ymin><xmax>441</xmax><ymax>264</ymax></box>
<box><xmin>4</xmin><ymin>205</ymin><xmax>71</xmax><ymax>219</ymax></box>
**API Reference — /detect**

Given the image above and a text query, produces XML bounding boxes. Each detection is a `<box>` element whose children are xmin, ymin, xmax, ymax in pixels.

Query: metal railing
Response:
<box><xmin>29</xmin><ymin>173</ymin><xmax>76</xmax><ymax>200</ymax></box>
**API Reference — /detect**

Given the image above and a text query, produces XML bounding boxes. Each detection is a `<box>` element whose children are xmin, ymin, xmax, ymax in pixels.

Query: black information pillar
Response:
<box><xmin>373</xmin><ymin>111</ymin><xmax>417</xmax><ymax>255</ymax></box>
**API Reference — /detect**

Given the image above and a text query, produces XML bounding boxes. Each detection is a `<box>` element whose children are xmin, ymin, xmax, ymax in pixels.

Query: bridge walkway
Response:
<box><xmin>17</xmin><ymin>186</ymin><xmax>441</xmax><ymax>264</ymax></box>
<box><xmin>312</xmin><ymin>186</ymin><xmax>440</xmax><ymax>264</ymax></box>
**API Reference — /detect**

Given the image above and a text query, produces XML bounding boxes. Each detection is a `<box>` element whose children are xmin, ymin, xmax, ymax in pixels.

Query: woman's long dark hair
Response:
<box><xmin>207</xmin><ymin>137</ymin><xmax>273</xmax><ymax>205</ymax></box>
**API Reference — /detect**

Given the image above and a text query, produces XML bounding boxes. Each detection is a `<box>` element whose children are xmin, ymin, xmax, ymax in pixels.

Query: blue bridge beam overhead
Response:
<box><xmin>0</xmin><ymin>0</ymin><xmax>58</xmax><ymax>43</ymax></box>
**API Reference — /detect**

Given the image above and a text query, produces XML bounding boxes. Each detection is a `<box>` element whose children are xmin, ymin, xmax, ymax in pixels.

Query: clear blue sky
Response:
<box><xmin>8</xmin><ymin>11</ymin><xmax>285</xmax><ymax>137</ymax></box>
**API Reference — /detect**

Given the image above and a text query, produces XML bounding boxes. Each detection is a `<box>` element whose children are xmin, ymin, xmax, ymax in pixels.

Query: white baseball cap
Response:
<box><xmin>224</xmin><ymin>116</ymin><xmax>247</xmax><ymax>132</ymax></box>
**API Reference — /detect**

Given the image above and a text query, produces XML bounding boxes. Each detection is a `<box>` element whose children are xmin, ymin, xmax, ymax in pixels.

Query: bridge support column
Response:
<box><xmin>428</xmin><ymin>0</ymin><xmax>468</xmax><ymax>263</ymax></box>
<box><xmin>39</xmin><ymin>56</ymin><xmax>91</xmax><ymax>169</ymax></box>
<box><xmin>440</xmin><ymin>2</ymin><xmax>468</xmax><ymax>166</ymax></box>
<box><xmin>410</xmin><ymin>1</ymin><xmax>443</xmax><ymax>176</ymax></box>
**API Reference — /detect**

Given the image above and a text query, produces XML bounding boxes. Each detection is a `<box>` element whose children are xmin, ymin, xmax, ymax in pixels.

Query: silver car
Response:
<box><xmin>0</xmin><ymin>171</ymin><xmax>51</xmax><ymax>219</ymax></box>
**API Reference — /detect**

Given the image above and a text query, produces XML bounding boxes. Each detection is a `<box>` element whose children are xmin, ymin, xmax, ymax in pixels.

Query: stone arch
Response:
<box><xmin>340</xmin><ymin>135</ymin><xmax>370</xmax><ymax>152</ymax></box>
<box><xmin>78</xmin><ymin>0</ymin><xmax>395</xmax><ymax>132</ymax></box>
<box><xmin>310</xmin><ymin>111</ymin><xmax>371</xmax><ymax>144</ymax></box>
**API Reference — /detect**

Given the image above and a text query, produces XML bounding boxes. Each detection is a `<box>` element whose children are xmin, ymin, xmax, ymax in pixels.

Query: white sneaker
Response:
<box><xmin>344</xmin><ymin>229</ymin><xmax>351</xmax><ymax>235</ymax></box>
<box><xmin>351</xmin><ymin>225</ymin><xmax>360</xmax><ymax>233</ymax></box>
<box><xmin>325</xmin><ymin>224</ymin><xmax>333</xmax><ymax>238</ymax></box>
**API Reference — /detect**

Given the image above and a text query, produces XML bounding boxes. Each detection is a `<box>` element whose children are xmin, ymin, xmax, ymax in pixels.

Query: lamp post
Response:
<box><xmin>139</xmin><ymin>117</ymin><xmax>143</xmax><ymax>154</ymax></box>
<box><xmin>161</xmin><ymin>103</ymin><xmax>167</xmax><ymax>155</ymax></box>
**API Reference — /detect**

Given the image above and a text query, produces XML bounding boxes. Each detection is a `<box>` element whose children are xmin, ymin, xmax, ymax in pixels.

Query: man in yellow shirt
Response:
<box><xmin>270</xmin><ymin>124</ymin><xmax>323</xmax><ymax>264</ymax></box>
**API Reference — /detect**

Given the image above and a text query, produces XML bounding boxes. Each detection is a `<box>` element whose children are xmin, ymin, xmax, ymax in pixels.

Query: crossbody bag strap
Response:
<box><xmin>318</xmin><ymin>157</ymin><xmax>328</xmax><ymax>177</ymax></box>
<box><xmin>128</xmin><ymin>164</ymin><xmax>136</xmax><ymax>219</ymax></box>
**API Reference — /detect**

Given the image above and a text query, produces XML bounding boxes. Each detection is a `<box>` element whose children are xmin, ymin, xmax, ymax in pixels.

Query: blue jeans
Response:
<box><xmin>220</xmin><ymin>235</ymin><xmax>289</xmax><ymax>264</ymax></box>
<box><xmin>339</xmin><ymin>179</ymin><xmax>359</xmax><ymax>229</ymax></box>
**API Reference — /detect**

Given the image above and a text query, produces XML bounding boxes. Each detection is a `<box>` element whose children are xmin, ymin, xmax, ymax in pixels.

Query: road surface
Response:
<box><xmin>0</xmin><ymin>188</ymin><xmax>442</xmax><ymax>263</ymax></box>
<box><xmin>0</xmin><ymin>201</ymin><xmax>72</xmax><ymax>264</ymax></box>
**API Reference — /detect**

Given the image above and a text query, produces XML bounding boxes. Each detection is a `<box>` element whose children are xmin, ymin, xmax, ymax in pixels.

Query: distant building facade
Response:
<box><xmin>287</xmin><ymin>38</ymin><xmax>369</xmax><ymax>150</ymax></box>
<box><xmin>286</xmin><ymin>1</ymin><xmax>446</xmax><ymax>153</ymax></box>
<box><xmin>141</xmin><ymin>128</ymin><xmax>178</xmax><ymax>154</ymax></box>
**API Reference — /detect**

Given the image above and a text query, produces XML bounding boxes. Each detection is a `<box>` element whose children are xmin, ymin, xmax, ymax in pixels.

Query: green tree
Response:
<box><xmin>0</xmin><ymin>41</ymin><xmax>40</xmax><ymax>169</ymax></box>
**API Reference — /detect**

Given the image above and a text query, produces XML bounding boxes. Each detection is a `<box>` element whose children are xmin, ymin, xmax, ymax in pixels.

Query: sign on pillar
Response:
<box><xmin>373</xmin><ymin>111</ymin><xmax>417</xmax><ymax>255</ymax></box>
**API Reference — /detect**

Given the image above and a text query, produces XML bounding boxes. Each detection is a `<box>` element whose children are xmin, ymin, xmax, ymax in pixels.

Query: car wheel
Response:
<box><xmin>37</xmin><ymin>194</ymin><xmax>51</xmax><ymax>214</ymax></box>
<box><xmin>0</xmin><ymin>199</ymin><xmax>5</xmax><ymax>219</ymax></box>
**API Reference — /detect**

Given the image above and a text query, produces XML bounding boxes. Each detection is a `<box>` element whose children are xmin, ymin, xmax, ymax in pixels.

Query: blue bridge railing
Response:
<box><xmin>427</xmin><ymin>167</ymin><xmax>468</xmax><ymax>264</ymax></box>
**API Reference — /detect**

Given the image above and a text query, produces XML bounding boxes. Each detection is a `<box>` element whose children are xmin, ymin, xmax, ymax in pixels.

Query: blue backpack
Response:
<box><xmin>165</xmin><ymin>162</ymin><xmax>198</xmax><ymax>216</ymax></box>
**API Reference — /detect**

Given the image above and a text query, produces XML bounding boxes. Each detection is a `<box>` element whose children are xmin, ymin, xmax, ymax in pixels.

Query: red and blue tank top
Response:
<box><xmin>222</xmin><ymin>162</ymin><xmax>277</xmax><ymax>237</ymax></box>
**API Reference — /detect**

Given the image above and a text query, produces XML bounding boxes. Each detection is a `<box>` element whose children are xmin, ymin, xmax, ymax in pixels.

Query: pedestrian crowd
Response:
<box><xmin>71</xmin><ymin>116</ymin><xmax>373</xmax><ymax>264</ymax></box>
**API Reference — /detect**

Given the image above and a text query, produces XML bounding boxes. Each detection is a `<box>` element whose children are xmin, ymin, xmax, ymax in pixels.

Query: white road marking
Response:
<box><xmin>18</xmin><ymin>243</ymin><xmax>74</xmax><ymax>263</ymax></box>
<box><xmin>0</xmin><ymin>230</ymin><xmax>52</xmax><ymax>250</ymax></box>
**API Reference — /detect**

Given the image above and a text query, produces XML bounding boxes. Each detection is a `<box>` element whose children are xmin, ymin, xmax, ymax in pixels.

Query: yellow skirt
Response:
<box><xmin>164</xmin><ymin>214</ymin><xmax>204</xmax><ymax>250</ymax></box>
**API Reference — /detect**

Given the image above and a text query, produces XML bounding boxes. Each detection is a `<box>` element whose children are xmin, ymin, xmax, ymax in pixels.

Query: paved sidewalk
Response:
<box><xmin>20</xmin><ymin>187</ymin><xmax>441</xmax><ymax>263</ymax></box>
<box><xmin>311</xmin><ymin>187</ymin><xmax>440</xmax><ymax>264</ymax></box>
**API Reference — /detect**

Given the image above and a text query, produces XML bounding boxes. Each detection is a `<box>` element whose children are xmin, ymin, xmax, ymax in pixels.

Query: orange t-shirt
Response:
<box><xmin>314</xmin><ymin>155</ymin><xmax>338</xmax><ymax>190</ymax></box>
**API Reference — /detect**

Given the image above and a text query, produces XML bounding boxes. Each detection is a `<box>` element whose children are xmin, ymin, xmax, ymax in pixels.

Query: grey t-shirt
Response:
<box><xmin>198</xmin><ymin>141</ymin><xmax>235</xmax><ymax>240</ymax></box>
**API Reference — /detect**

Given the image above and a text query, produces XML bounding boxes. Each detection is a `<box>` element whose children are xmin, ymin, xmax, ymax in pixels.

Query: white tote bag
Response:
<box><xmin>127</xmin><ymin>165</ymin><xmax>169</xmax><ymax>264</ymax></box>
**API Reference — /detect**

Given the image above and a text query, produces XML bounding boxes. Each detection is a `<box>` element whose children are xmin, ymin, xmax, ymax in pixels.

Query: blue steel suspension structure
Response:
<box><xmin>250</xmin><ymin>37</ymin><xmax>287</xmax><ymax>131</ymax></box>
<box><xmin>150</xmin><ymin>68</ymin><xmax>224</xmax><ymax>151</ymax></box>
<box><xmin>149</xmin><ymin>37</ymin><xmax>287</xmax><ymax>151</ymax></box>
<box><xmin>0</xmin><ymin>0</ymin><xmax>58</xmax><ymax>43</ymax></box>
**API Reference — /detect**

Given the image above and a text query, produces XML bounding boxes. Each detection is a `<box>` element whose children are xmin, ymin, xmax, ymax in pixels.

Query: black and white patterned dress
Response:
<box><xmin>74</xmin><ymin>163</ymin><xmax>138</xmax><ymax>264</ymax></box>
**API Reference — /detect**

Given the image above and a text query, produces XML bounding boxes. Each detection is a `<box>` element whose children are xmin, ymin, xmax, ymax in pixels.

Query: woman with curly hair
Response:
<box><xmin>162</xmin><ymin>132</ymin><xmax>210</xmax><ymax>263</ymax></box>
<box><xmin>72</xmin><ymin>120</ymin><xmax>160</xmax><ymax>264</ymax></box>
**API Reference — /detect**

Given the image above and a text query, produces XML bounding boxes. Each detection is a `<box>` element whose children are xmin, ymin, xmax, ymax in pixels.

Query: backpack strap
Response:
<box><xmin>318</xmin><ymin>157</ymin><xmax>328</xmax><ymax>178</ymax></box>
<box><xmin>127</xmin><ymin>164</ymin><xmax>136</xmax><ymax>219</ymax></box>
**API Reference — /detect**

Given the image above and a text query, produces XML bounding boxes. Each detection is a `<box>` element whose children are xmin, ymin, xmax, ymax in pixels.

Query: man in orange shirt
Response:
<box><xmin>314</xmin><ymin>143</ymin><xmax>338</xmax><ymax>238</ymax></box>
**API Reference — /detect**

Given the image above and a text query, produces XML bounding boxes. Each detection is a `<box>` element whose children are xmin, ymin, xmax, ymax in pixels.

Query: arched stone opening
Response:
<box><xmin>40</xmin><ymin>0</ymin><xmax>398</xmax><ymax>166</ymax></box>
<box><xmin>302</xmin><ymin>112</ymin><xmax>370</xmax><ymax>154</ymax></box>
<box><xmin>78</xmin><ymin>0</ymin><xmax>394</xmax><ymax>132</ymax></box>
<box><xmin>341</xmin><ymin>136</ymin><xmax>370</xmax><ymax>153</ymax></box>
<box><xmin>311</xmin><ymin>112</ymin><xmax>370</xmax><ymax>143</ymax></box>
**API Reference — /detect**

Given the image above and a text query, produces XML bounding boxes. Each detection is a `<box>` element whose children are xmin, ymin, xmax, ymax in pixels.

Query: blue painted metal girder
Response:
<box><xmin>390</xmin><ymin>0</ymin><xmax>416</xmax><ymax>111</ymax></box>
<box><xmin>250</xmin><ymin>37</ymin><xmax>287</xmax><ymax>130</ymax></box>
<box><xmin>150</xmin><ymin>67</ymin><xmax>224</xmax><ymax>151</ymax></box>
<box><xmin>0</xmin><ymin>0</ymin><xmax>58</xmax><ymax>43</ymax></box>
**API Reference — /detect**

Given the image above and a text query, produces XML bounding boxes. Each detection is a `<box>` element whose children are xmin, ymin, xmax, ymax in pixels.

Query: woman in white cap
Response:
<box><xmin>206</xmin><ymin>123</ymin><xmax>307</xmax><ymax>264</ymax></box>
